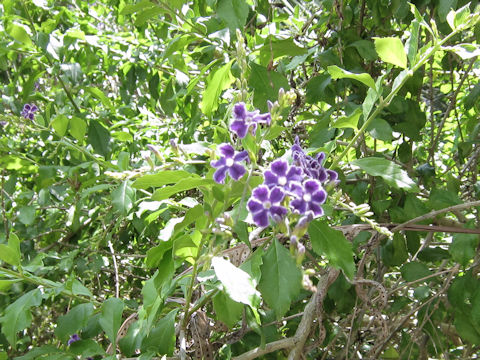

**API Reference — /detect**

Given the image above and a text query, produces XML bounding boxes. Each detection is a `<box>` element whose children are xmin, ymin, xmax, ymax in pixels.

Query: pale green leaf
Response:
<box><xmin>374</xmin><ymin>37</ymin><xmax>407</xmax><ymax>68</ymax></box>
<box><xmin>112</xmin><ymin>181</ymin><xmax>135</xmax><ymax>215</ymax></box>
<box><xmin>217</xmin><ymin>0</ymin><xmax>249</xmax><ymax>31</ymax></box>
<box><xmin>6</xmin><ymin>23</ymin><xmax>32</xmax><ymax>46</ymax></box>
<box><xmin>351</xmin><ymin>157</ymin><xmax>419</xmax><ymax>192</ymax></box>
<box><xmin>132</xmin><ymin>171</ymin><xmax>196</xmax><ymax>189</ymax></box>
<box><xmin>332</xmin><ymin>108</ymin><xmax>362</xmax><ymax>129</ymax></box>
<box><xmin>200</xmin><ymin>60</ymin><xmax>235</xmax><ymax>115</ymax></box>
<box><xmin>212</xmin><ymin>257</ymin><xmax>260</xmax><ymax>307</ymax></box>
<box><xmin>327</xmin><ymin>65</ymin><xmax>376</xmax><ymax>90</ymax></box>
<box><xmin>51</xmin><ymin>115</ymin><xmax>69</xmax><ymax>137</ymax></box>
<box><xmin>152</xmin><ymin>178</ymin><xmax>214</xmax><ymax>201</ymax></box>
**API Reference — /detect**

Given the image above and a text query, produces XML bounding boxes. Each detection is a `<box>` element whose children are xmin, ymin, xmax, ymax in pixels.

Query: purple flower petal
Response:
<box><xmin>229</xmin><ymin>163</ymin><xmax>246</xmax><ymax>180</ymax></box>
<box><xmin>230</xmin><ymin>120</ymin><xmax>248</xmax><ymax>138</ymax></box>
<box><xmin>247</xmin><ymin>199</ymin><xmax>264</xmax><ymax>213</ymax></box>
<box><xmin>252</xmin><ymin>186</ymin><xmax>269</xmax><ymax>202</ymax></box>
<box><xmin>312</xmin><ymin>190</ymin><xmax>327</xmax><ymax>203</ymax></box>
<box><xmin>234</xmin><ymin>150</ymin><xmax>249</xmax><ymax>162</ymax></box>
<box><xmin>309</xmin><ymin>203</ymin><xmax>324</xmax><ymax>216</ymax></box>
<box><xmin>264</xmin><ymin>170</ymin><xmax>278</xmax><ymax>187</ymax></box>
<box><xmin>304</xmin><ymin>179</ymin><xmax>321</xmax><ymax>193</ymax></box>
<box><xmin>327</xmin><ymin>169</ymin><xmax>338</xmax><ymax>181</ymax></box>
<box><xmin>270</xmin><ymin>205</ymin><xmax>287</xmax><ymax>218</ymax></box>
<box><xmin>211</xmin><ymin>158</ymin><xmax>226</xmax><ymax>168</ymax></box>
<box><xmin>233</xmin><ymin>102</ymin><xmax>247</xmax><ymax>119</ymax></box>
<box><xmin>270</xmin><ymin>159</ymin><xmax>288</xmax><ymax>176</ymax></box>
<box><xmin>269</xmin><ymin>186</ymin><xmax>285</xmax><ymax>203</ymax></box>
<box><xmin>291</xmin><ymin>198</ymin><xmax>307</xmax><ymax>214</ymax></box>
<box><xmin>213</xmin><ymin>167</ymin><xmax>228</xmax><ymax>184</ymax></box>
<box><xmin>253</xmin><ymin>211</ymin><xmax>269</xmax><ymax>227</ymax></box>
<box><xmin>218</xmin><ymin>143</ymin><xmax>235</xmax><ymax>158</ymax></box>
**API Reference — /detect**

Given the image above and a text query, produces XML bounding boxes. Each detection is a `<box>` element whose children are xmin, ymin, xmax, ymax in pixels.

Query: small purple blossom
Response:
<box><xmin>68</xmin><ymin>333</ymin><xmax>80</xmax><ymax>345</ymax></box>
<box><xmin>290</xmin><ymin>179</ymin><xmax>327</xmax><ymax>217</ymax></box>
<box><xmin>230</xmin><ymin>102</ymin><xmax>271</xmax><ymax>138</ymax></box>
<box><xmin>211</xmin><ymin>143</ymin><xmax>249</xmax><ymax>183</ymax></box>
<box><xmin>247</xmin><ymin>185</ymin><xmax>287</xmax><ymax>227</ymax></box>
<box><xmin>291</xmin><ymin>137</ymin><xmax>337</xmax><ymax>183</ymax></box>
<box><xmin>264</xmin><ymin>159</ymin><xmax>303</xmax><ymax>191</ymax></box>
<box><xmin>21</xmin><ymin>104</ymin><xmax>38</xmax><ymax>120</ymax></box>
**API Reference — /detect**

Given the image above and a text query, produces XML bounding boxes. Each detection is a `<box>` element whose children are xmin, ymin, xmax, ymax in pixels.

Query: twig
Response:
<box><xmin>108</xmin><ymin>240</ymin><xmax>120</xmax><ymax>298</ymax></box>
<box><xmin>390</xmin><ymin>200</ymin><xmax>480</xmax><ymax>233</ymax></box>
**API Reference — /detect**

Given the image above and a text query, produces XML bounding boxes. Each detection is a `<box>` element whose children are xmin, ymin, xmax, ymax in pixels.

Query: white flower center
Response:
<box><xmin>278</xmin><ymin>176</ymin><xmax>287</xmax><ymax>186</ymax></box>
<box><xmin>303</xmin><ymin>193</ymin><xmax>312</xmax><ymax>202</ymax></box>
<box><xmin>226</xmin><ymin>158</ymin><xmax>234</xmax><ymax>167</ymax></box>
<box><xmin>264</xmin><ymin>201</ymin><xmax>272</xmax><ymax>209</ymax></box>
<box><xmin>246</xmin><ymin>116</ymin><xmax>253</xmax><ymax>124</ymax></box>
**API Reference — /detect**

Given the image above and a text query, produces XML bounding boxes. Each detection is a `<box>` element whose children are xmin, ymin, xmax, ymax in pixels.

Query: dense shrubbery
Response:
<box><xmin>1</xmin><ymin>0</ymin><xmax>480</xmax><ymax>359</ymax></box>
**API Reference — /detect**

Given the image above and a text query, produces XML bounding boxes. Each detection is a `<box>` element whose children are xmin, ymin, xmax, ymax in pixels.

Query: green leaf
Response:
<box><xmin>132</xmin><ymin>171</ymin><xmax>196</xmax><ymax>189</ymax></box>
<box><xmin>0</xmin><ymin>233</ymin><xmax>21</xmax><ymax>266</ymax></box>
<box><xmin>99</xmin><ymin>298</ymin><xmax>124</xmax><ymax>347</ymax></box>
<box><xmin>249</xmin><ymin>63</ymin><xmax>290</xmax><ymax>112</ymax></box>
<box><xmin>151</xmin><ymin>178</ymin><xmax>215</xmax><ymax>201</ymax></box>
<box><xmin>111</xmin><ymin>181</ymin><xmax>135</xmax><ymax>216</ymax></box>
<box><xmin>0</xmin><ymin>289</ymin><xmax>42</xmax><ymax>349</ymax></box>
<box><xmin>449</xmin><ymin>233</ymin><xmax>479</xmax><ymax>266</ymax></box>
<box><xmin>6</xmin><ymin>23</ymin><xmax>32</xmax><ymax>46</ymax></box>
<box><xmin>55</xmin><ymin>303</ymin><xmax>94</xmax><ymax>342</ymax></box>
<box><xmin>447</xmin><ymin>4</ymin><xmax>471</xmax><ymax>31</ymax></box>
<box><xmin>87</xmin><ymin>120</ymin><xmax>111</xmax><ymax>158</ymax></box>
<box><xmin>213</xmin><ymin>290</ymin><xmax>244</xmax><ymax>328</ymax></box>
<box><xmin>212</xmin><ymin>257</ymin><xmax>260</xmax><ymax>308</ymax></box>
<box><xmin>51</xmin><ymin>114</ymin><xmax>69</xmax><ymax>137</ymax></box>
<box><xmin>332</xmin><ymin>107</ymin><xmax>362</xmax><ymax>129</ymax></box>
<box><xmin>454</xmin><ymin>311</ymin><xmax>480</xmax><ymax>345</ymax></box>
<box><xmin>146</xmin><ymin>240</ymin><xmax>173</xmax><ymax>268</ymax></box>
<box><xmin>85</xmin><ymin>87</ymin><xmax>114</xmax><ymax>111</ymax></box>
<box><xmin>200</xmin><ymin>60</ymin><xmax>235</xmax><ymax>115</ymax></box>
<box><xmin>327</xmin><ymin>65</ymin><xmax>376</xmax><ymax>90</ymax></box>
<box><xmin>258</xmin><ymin>239</ymin><xmax>302</xmax><ymax>318</ymax></box>
<box><xmin>18</xmin><ymin>205</ymin><xmax>36</xmax><ymax>226</ymax></box>
<box><xmin>216</xmin><ymin>0</ymin><xmax>249</xmax><ymax>31</ymax></box>
<box><xmin>367</xmin><ymin>118</ymin><xmax>393</xmax><ymax>141</ymax></box>
<box><xmin>351</xmin><ymin>157</ymin><xmax>419</xmax><ymax>192</ymax></box>
<box><xmin>427</xmin><ymin>188</ymin><xmax>461</xmax><ymax>210</ymax></box>
<box><xmin>349</xmin><ymin>40</ymin><xmax>378</xmax><ymax>61</ymax></box>
<box><xmin>69</xmin><ymin>117</ymin><xmax>87</xmax><ymax>142</ymax></box>
<box><xmin>308</xmin><ymin>220</ymin><xmax>355</xmax><ymax>280</ymax></box>
<box><xmin>258</xmin><ymin>38</ymin><xmax>307</xmax><ymax>65</ymax></box>
<box><xmin>374</xmin><ymin>37</ymin><xmax>407</xmax><ymax>68</ymax></box>
<box><xmin>141</xmin><ymin>309</ymin><xmax>177</xmax><ymax>355</ymax></box>
<box><xmin>400</xmin><ymin>262</ymin><xmax>432</xmax><ymax>282</ymax></box>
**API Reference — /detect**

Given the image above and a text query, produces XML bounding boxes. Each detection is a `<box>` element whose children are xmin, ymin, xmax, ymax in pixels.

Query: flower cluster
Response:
<box><xmin>211</xmin><ymin>103</ymin><xmax>271</xmax><ymax>184</ymax></box>
<box><xmin>21</xmin><ymin>104</ymin><xmax>38</xmax><ymax>120</ymax></box>
<box><xmin>247</xmin><ymin>137</ymin><xmax>337</xmax><ymax>228</ymax></box>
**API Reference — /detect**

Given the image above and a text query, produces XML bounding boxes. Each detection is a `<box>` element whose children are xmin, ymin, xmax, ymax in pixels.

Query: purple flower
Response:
<box><xmin>211</xmin><ymin>143</ymin><xmax>249</xmax><ymax>183</ymax></box>
<box><xmin>290</xmin><ymin>179</ymin><xmax>327</xmax><ymax>217</ymax></box>
<box><xmin>21</xmin><ymin>104</ymin><xmax>38</xmax><ymax>120</ymax></box>
<box><xmin>264</xmin><ymin>159</ymin><xmax>303</xmax><ymax>190</ymax></box>
<box><xmin>68</xmin><ymin>333</ymin><xmax>80</xmax><ymax>345</ymax></box>
<box><xmin>230</xmin><ymin>102</ymin><xmax>271</xmax><ymax>138</ymax></box>
<box><xmin>247</xmin><ymin>185</ymin><xmax>287</xmax><ymax>227</ymax></box>
<box><xmin>290</xmin><ymin>137</ymin><xmax>337</xmax><ymax>183</ymax></box>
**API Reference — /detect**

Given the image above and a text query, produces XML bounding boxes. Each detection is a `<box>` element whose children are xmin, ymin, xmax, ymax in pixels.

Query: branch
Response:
<box><xmin>390</xmin><ymin>200</ymin><xmax>480</xmax><ymax>233</ymax></box>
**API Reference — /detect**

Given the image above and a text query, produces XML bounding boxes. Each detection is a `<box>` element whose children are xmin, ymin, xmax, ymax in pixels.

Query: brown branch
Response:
<box><xmin>390</xmin><ymin>200</ymin><xmax>480</xmax><ymax>233</ymax></box>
